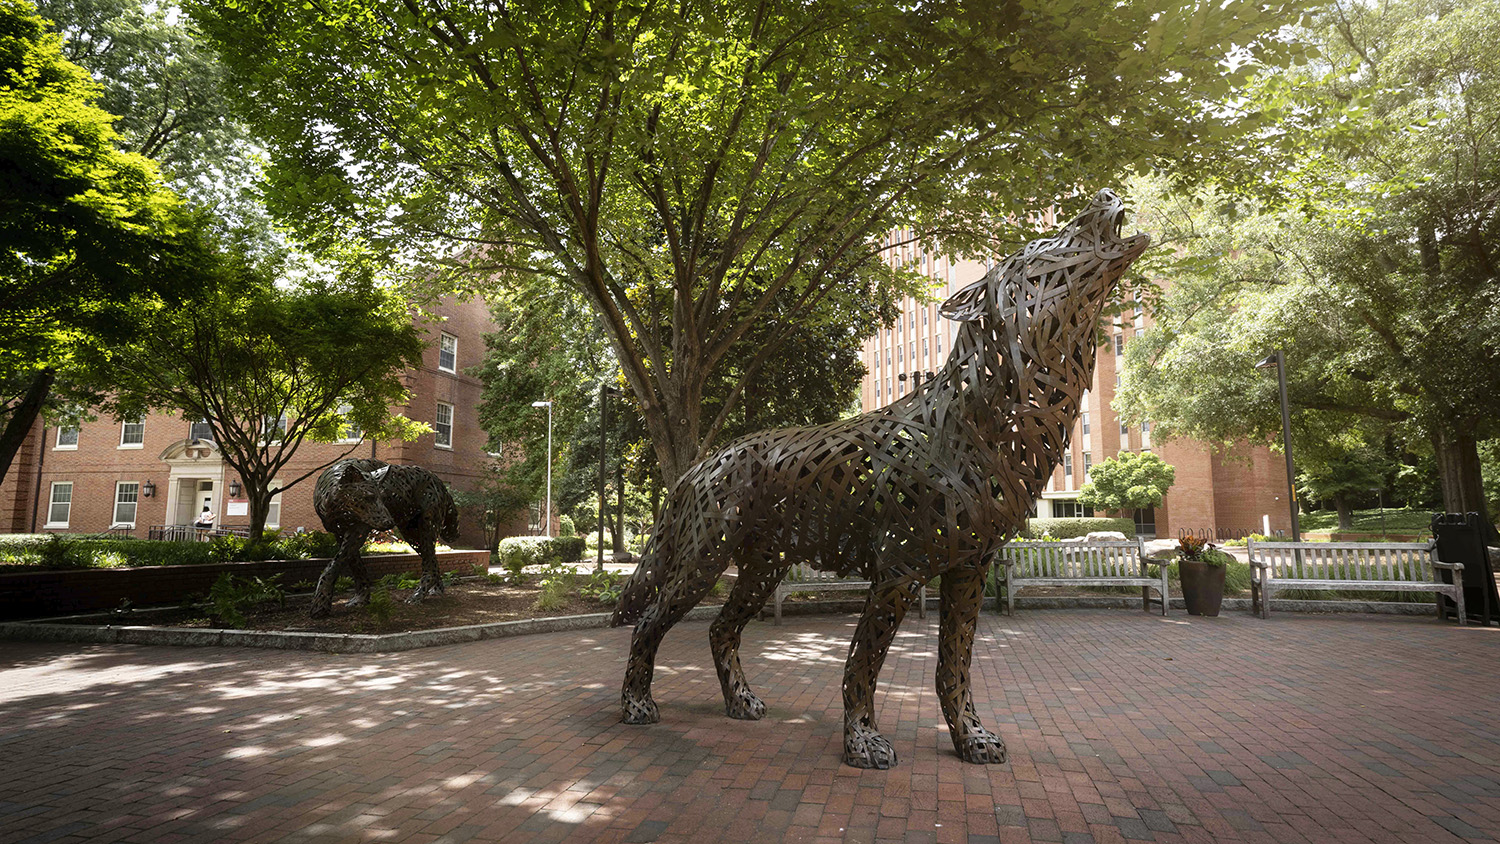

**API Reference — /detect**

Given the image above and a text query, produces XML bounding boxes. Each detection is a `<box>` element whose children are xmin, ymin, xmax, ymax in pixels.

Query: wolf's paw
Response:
<box><xmin>724</xmin><ymin>689</ymin><xmax>766</xmax><ymax>721</ymax></box>
<box><xmin>843</xmin><ymin>724</ymin><xmax>897</xmax><ymax>769</ymax></box>
<box><xmin>622</xmin><ymin>693</ymin><xmax>660</xmax><ymax>725</ymax></box>
<box><xmin>956</xmin><ymin>727</ymin><xmax>1007</xmax><ymax>765</ymax></box>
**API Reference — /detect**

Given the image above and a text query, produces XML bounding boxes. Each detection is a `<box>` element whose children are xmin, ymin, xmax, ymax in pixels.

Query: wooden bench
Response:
<box><xmin>1247</xmin><ymin>540</ymin><xmax>1465</xmax><ymax>623</ymax></box>
<box><xmin>995</xmin><ymin>538</ymin><xmax>1169</xmax><ymax>616</ymax></box>
<box><xmin>770</xmin><ymin>564</ymin><xmax>927</xmax><ymax>625</ymax></box>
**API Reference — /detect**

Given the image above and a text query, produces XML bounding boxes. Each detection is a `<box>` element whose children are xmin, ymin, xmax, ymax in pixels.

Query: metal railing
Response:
<box><xmin>146</xmin><ymin>524</ymin><xmax>252</xmax><ymax>542</ymax></box>
<box><xmin>1177</xmin><ymin>526</ymin><xmax>1284</xmax><ymax>541</ymax></box>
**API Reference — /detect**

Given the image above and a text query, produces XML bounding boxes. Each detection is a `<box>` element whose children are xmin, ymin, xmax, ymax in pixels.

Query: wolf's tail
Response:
<box><xmin>440</xmin><ymin>487</ymin><xmax>460</xmax><ymax>544</ymax></box>
<box><xmin>610</xmin><ymin>532</ymin><xmax>667</xmax><ymax>627</ymax></box>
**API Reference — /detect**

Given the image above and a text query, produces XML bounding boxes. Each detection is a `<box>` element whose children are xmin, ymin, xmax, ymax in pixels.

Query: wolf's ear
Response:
<box><xmin>336</xmin><ymin>465</ymin><xmax>365</xmax><ymax>485</ymax></box>
<box><xmin>940</xmin><ymin>274</ymin><xmax>991</xmax><ymax>322</ymax></box>
<box><xmin>369</xmin><ymin>466</ymin><xmax>391</xmax><ymax>482</ymax></box>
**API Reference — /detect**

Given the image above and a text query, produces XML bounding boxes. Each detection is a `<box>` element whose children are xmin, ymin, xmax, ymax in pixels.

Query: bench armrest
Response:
<box><xmin>1141</xmin><ymin>557</ymin><xmax>1171</xmax><ymax>568</ymax></box>
<box><xmin>1430</xmin><ymin>560</ymin><xmax>1465</xmax><ymax>571</ymax></box>
<box><xmin>998</xmin><ymin>557</ymin><xmax>1016</xmax><ymax>569</ymax></box>
<box><xmin>1247</xmin><ymin>559</ymin><xmax>1270</xmax><ymax>570</ymax></box>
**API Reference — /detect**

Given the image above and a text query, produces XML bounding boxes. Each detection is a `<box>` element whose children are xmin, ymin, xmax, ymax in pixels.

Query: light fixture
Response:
<box><xmin>142</xmin><ymin>480</ymin><xmax>155</xmax><ymax>498</ymax></box>
<box><xmin>229</xmin><ymin>479</ymin><xmax>242</xmax><ymax>497</ymax></box>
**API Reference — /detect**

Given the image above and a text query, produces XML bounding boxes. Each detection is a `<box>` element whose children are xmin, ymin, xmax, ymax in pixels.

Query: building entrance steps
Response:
<box><xmin>2</xmin><ymin>610</ymin><xmax>1498</xmax><ymax>843</ymax></box>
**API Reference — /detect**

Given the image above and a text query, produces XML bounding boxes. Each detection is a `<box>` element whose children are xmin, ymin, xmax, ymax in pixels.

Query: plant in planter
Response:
<box><xmin>1177</xmin><ymin>535</ymin><xmax>1234</xmax><ymax>617</ymax></box>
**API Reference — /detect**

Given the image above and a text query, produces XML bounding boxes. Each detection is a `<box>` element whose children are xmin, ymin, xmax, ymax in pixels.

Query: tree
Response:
<box><xmin>91</xmin><ymin>251</ymin><xmax>429</xmax><ymax>540</ymax></box>
<box><xmin>187</xmin><ymin>0</ymin><xmax>1308</xmax><ymax>484</ymax></box>
<box><xmin>35</xmin><ymin>0</ymin><xmax>270</xmax><ymax>231</ymax></box>
<box><xmin>1117</xmin><ymin>0</ymin><xmax>1500</xmax><ymax>534</ymax></box>
<box><xmin>1078</xmin><ymin>451</ymin><xmax>1176</xmax><ymax>514</ymax></box>
<box><xmin>0</xmin><ymin>0</ymin><xmax>191</xmax><ymax>488</ymax></box>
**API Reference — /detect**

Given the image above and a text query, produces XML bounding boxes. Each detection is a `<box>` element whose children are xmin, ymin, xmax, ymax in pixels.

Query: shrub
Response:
<box><xmin>497</xmin><ymin>535</ymin><xmax>588</xmax><ymax>580</ymax></box>
<box><xmin>1022</xmin><ymin>518</ymin><xmax>1136</xmax><ymax>540</ymax></box>
<box><xmin>534</xmin><ymin>563</ymin><xmax>576</xmax><ymax>610</ymax></box>
<box><xmin>204</xmin><ymin>573</ymin><xmax>285</xmax><ymax>628</ymax></box>
<box><xmin>558</xmin><ymin>515</ymin><xmax>576</xmax><ymax>537</ymax></box>
<box><xmin>364</xmin><ymin>586</ymin><xmax>395</xmax><ymax>625</ymax></box>
<box><xmin>275</xmin><ymin>531</ymin><xmax>338</xmax><ymax>559</ymax></box>
<box><xmin>579</xmin><ymin>569</ymin><xmax>625</xmax><ymax>604</ymax></box>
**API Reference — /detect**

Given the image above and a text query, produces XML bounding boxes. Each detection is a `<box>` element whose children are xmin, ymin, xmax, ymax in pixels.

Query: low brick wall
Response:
<box><xmin>0</xmin><ymin>550</ymin><xmax>491</xmax><ymax>621</ymax></box>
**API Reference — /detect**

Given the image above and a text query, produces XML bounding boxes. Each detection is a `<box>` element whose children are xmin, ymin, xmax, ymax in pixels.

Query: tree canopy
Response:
<box><xmin>1117</xmin><ymin>0</ymin><xmax>1500</xmax><ymax>533</ymax></box>
<box><xmin>187</xmin><ymin>0</ymin><xmax>1310</xmax><ymax>482</ymax></box>
<box><xmin>1078</xmin><ymin>451</ymin><xmax>1176</xmax><ymax>513</ymax></box>
<box><xmin>0</xmin><ymin>0</ymin><xmax>192</xmax><ymax>486</ymax></box>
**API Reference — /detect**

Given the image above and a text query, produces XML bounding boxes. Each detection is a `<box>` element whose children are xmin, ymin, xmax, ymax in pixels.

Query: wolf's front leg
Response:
<box><xmin>622</xmin><ymin>563</ymin><xmax>725</xmax><ymax>724</ymax></box>
<box><xmin>842</xmin><ymin>577</ymin><xmax>923</xmax><ymax>769</ymax></box>
<box><xmin>937</xmin><ymin>563</ymin><xmax>1006</xmax><ymax>764</ymax></box>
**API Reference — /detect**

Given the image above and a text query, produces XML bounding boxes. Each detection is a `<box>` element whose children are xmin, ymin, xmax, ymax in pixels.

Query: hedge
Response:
<box><xmin>0</xmin><ymin>531</ymin><xmax>341</xmax><ymax>571</ymax></box>
<box><xmin>1021</xmin><ymin>517</ymin><xmax>1136</xmax><ymax>540</ymax></box>
<box><xmin>496</xmin><ymin>535</ymin><xmax>588</xmax><ymax>573</ymax></box>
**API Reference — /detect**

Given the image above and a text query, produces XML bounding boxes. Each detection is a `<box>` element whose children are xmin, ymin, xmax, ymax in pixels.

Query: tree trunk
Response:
<box><xmin>0</xmin><ymin>369</ymin><xmax>56</xmax><ymax>489</ymax></box>
<box><xmin>246</xmin><ymin>484</ymin><xmax>270</xmax><ymax>543</ymax></box>
<box><xmin>1433</xmin><ymin>428</ymin><xmax>1497</xmax><ymax>542</ymax></box>
<box><xmin>1333</xmin><ymin>493</ymin><xmax>1354</xmax><ymax>531</ymax></box>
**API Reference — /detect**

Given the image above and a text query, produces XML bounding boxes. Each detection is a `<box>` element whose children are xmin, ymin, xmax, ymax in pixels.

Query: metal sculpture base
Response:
<box><xmin>308</xmin><ymin>458</ymin><xmax>461</xmax><ymax>618</ymax></box>
<box><xmin>612</xmin><ymin>190</ymin><xmax>1149</xmax><ymax>768</ymax></box>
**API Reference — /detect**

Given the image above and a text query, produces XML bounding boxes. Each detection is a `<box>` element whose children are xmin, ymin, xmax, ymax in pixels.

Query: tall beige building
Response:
<box><xmin>859</xmin><ymin>234</ymin><xmax>1294</xmax><ymax>540</ymax></box>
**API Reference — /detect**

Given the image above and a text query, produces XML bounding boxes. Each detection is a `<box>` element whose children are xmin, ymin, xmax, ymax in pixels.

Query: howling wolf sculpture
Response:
<box><xmin>308</xmin><ymin>458</ymin><xmax>460</xmax><ymax>619</ymax></box>
<box><xmin>611</xmin><ymin>189</ymin><xmax>1150</xmax><ymax>769</ymax></box>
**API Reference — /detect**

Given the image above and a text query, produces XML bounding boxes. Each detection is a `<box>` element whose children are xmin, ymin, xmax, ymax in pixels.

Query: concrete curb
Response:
<box><xmin>0</xmin><ymin>596</ymin><xmax>1445</xmax><ymax>653</ymax></box>
<box><xmin>0</xmin><ymin>604</ymin><xmax>726</xmax><ymax>653</ymax></box>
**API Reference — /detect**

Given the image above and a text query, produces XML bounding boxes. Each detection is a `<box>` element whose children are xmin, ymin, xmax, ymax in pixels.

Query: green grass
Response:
<box><xmin>1299</xmin><ymin>507</ymin><xmax>1434</xmax><ymax>534</ymax></box>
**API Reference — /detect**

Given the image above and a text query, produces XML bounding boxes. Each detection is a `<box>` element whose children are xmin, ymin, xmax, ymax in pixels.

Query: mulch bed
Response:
<box><xmin>58</xmin><ymin>578</ymin><xmax>733</xmax><ymax>636</ymax></box>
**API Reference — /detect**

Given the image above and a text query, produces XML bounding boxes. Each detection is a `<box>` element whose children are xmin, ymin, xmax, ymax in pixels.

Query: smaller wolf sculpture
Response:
<box><xmin>308</xmin><ymin>458</ymin><xmax>460</xmax><ymax>619</ymax></box>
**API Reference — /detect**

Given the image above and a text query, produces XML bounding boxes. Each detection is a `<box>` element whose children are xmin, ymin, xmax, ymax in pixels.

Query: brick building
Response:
<box><xmin>860</xmin><ymin>231</ymin><xmax>1293</xmax><ymax>539</ymax></box>
<box><xmin>0</xmin><ymin>296</ymin><xmax>551</xmax><ymax>547</ymax></box>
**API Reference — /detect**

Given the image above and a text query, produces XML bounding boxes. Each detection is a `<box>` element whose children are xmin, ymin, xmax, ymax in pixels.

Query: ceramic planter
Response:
<box><xmin>1179</xmin><ymin>558</ymin><xmax>1226</xmax><ymax>617</ymax></box>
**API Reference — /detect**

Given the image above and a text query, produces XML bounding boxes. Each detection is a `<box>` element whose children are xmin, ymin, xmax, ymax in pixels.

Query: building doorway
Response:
<box><xmin>174</xmin><ymin>479</ymin><xmax>215</xmax><ymax>525</ymax></box>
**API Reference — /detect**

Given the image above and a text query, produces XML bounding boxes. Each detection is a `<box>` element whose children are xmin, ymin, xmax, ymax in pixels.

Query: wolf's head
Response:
<box><xmin>939</xmin><ymin>189</ymin><xmax>1150</xmax><ymax>334</ymax></box>
<box><xmin>316</xmin><ymin>462</ymin><xmax>397</xmax><ymax>533</ymax></box>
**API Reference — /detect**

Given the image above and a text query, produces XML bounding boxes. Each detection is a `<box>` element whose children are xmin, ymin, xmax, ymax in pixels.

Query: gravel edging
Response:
<box><xmin>0</xmin><ymin>595</ymin><xmax>1448</xmax><ymax>653</ymax></box>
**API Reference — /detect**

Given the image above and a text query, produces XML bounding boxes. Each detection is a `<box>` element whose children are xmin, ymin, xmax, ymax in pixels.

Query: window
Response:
<box><xmin>336</xmin><ymin>405</ymin><xmax>362</xmax><ymax>443</ymax></box>
<box><xmin>1064</xmin><ymin>455</ymin><xmax>1073</xmax><ymax>483</ymax></box>
<box><xmin>265</xmin><ymin>483</ymin><xmax>282</xmax><ymax>529</ymax></box>
<box><xmin>922</xmin><ymin>339</ymin><xmax>928</xmax><ymax>358</ymax></box>
<box><xmin>1133</xmin><ymin>290</ymin><xmax>1143</xmax><ymax>318</ymax></box>
<box><xmin>47</xmin><ymin>482</ymin><xmax>72</xmax><ymax>527</ymax></box>
<box><xmin>435</xmin><ymin>402</ymin><xmax>453</xmax><ymax>448</ymax></box>
<box><xmin>897</xmin><ymin>346</ymin><xmax>904</xmax><ymax>364</ymax></box>
<box><xmin>922</xmin><ymin>308</ymin><xmax>928</xmax><ymax>325</ymax></box>
<box><xmin>909</xmin><ymin>342</ymin><xmax>914</xmax><ymax>362</ymax></box>
<box><xmin>113</xmin><ymin>482</ymin><xmax>139</xmax><ymax>526</ymax></box>
<box><xmin>1121</xmin><ymin>420</ymin><xmax>1129</xmax><ymax>436</ymax></box>
<box><xmin>55</xmin><ymin>426</ymin><xmax>79</xmax><ymax>449</ymax></box>
<box><xmin>875</xmin><ymin>384</ymin><xmax>882</xmax><ymax>400</ymax></box>
<box><xmin>120</xmin><ymin>418</ymin><xmax>144</xmax><ymax>448</ymax></box>
<box><xmin>885</xmin><ymin>349</ymin><xmax>890</xmax><ymax>365</ymax></box>
<box><xmin>1114</xmin><ymin>334</ymin><xmax>1125</xmax><ymax>355</ymax></box>
<box><xmin>190</xmin><ymin>419</ymin><xmax>213</xmax><ymax>441</ymax></box>
<box><xmin>1083</xmin><ymin>452</ymin><xmax>1093</xmax><ymax>480</ymax></box>
<box><xmin>528</xmin><ymin>501</ymin><xmax>542</xmax><ymax>533</ymax></box>
<box><xmin>1135</xmin><ymin>327</ymin><xmax>1144</xmax><ymax>338</ymax></box>
<box><xmin>936</xmin><ymin>337</ymin><xmax>942</xmax><ymax>355</ymax></box>
<box><xmin>1054</xmin><ymin>500</ymin><xmax>1096</xmax><ymax>519</ymax></box>
<box><xmin>260</xmin><ymin>414</ymin><xmax>288</xmax><ymax>444</ymax></box>
<box><xmin>1081</xmin><ymin>412</ymin><xmax>1090</xmax><ymax>436</ymax></box>
<box><xmin>439</xmin><ymin>332</ymin><xmax>458</xmax><ymax>373</ymax></box>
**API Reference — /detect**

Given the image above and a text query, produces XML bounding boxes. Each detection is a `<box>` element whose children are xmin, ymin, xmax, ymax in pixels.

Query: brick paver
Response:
<box><xmin>1</xmin><ymin>610</ymin><xmax>1498</xmax><ymax>843</ymax></box>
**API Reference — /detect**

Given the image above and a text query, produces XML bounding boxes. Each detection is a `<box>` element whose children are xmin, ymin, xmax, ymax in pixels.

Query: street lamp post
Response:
<box><xmin>1255</xmin><ymin>351</ymin><xmax>1301</xmax><ymax>543</ymax></box>
<box><xmin>598</xmin><ymin>386</ymin><xmax>621</xmax><ymax>572</ymax></box>
<box><xmin>531</xmin><ymin>400</ymin><xmax>553</xmax><ymax>537</ymax></box>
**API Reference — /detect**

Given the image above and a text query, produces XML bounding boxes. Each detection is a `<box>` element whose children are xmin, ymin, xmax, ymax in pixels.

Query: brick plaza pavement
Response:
<box><xmin>1</xmin><ymin>610</ymin><xmax>1498</xmax><ymax>844</ymax></box>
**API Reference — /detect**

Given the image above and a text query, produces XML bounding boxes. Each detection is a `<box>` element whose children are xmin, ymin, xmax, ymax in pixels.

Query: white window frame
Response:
<box><xmin>46</xmin><ymin>481</ymin><xmax>72</xmax><ymax>528</ymax></box>
<box><xmin>190</xmin><ymin>419</ymin><xmax>213</xmax><ymax>441</ymax></box>
<box><xmin>259</xmin><ymin>414</ymin><xmax>288</xmax><ymax>446</ymax></box>
<box><xmin>435</xmin><ymin>401</ymin><xmax>453</xmax><ymax>449</ymax></box>
<box><xmin>113</xmin><ymin>481</ymin><xmax>139</xmax><ymax>527</ymax></box>
<box><xmin>55</xmin><ymin>426</ymin><xmax>79</xmax><ymax>450</ymax></box>
<box><xmin>265</xmin><ymin>481</ymin><xmax>282</xmax><ymax>530</ymax></box>
<box><xmin>119</xmin><ymin>417</ymin><xmax>144</xmax><ymax>449</ymax></box>
<box><xmin>438</xmin><ymin>332</ymin><xmax>458</xmax><ymax>373</ymax></box>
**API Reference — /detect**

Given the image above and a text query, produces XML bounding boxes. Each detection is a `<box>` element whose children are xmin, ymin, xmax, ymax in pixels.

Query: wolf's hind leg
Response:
<box><xmin>621</xmin><ymin>559</ymin><xmax>727</xmax><ymax>725</ymax></box>
<box><xmin>710</xmin><ymin>559</ymin><xmax>789</xmax><ymax>720</ymax></box>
